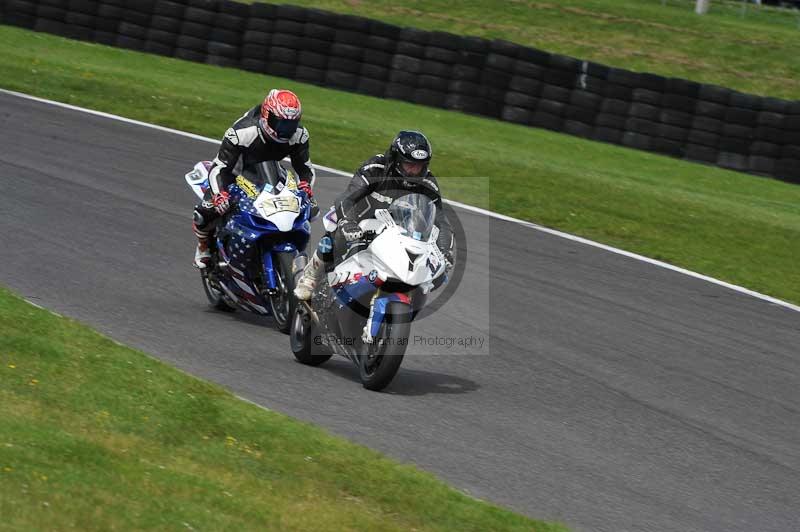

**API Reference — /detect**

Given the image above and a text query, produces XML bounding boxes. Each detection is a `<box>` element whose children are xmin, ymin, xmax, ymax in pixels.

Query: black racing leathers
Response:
<box><xmin>325</xmin><ymin>153</ymin><xmax>454</xmax><ymax>265</ymax></box>
<box><xmin>193</xmin><ymin>105</ymin><xmax>315</xmax><ymax>231</ymax></box>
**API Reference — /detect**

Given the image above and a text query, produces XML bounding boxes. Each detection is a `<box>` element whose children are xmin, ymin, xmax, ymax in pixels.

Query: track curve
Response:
<box><xmin>1</xmin><ymin>92</ymin><xmax>798</xmax><ymax>532</ymax></box>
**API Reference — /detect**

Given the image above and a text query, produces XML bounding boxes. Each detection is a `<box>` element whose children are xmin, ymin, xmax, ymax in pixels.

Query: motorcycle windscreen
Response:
<box><xmin>389</xmin><ymin>193</ymin><xmax>436</xmax><ymax>241</ymax></box>
<box><xmin>239</xmin><ymin>160</ymin><xmax>288</xmax><ymax>192</ymax></box>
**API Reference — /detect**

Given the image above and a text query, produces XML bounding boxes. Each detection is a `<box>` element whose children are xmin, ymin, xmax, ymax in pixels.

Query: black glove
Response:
<box><xmin>339</xmin><ymin>219</ymin><xmax>364</xmax><ymax>242</ymax></box>
<box><xmin>437</xmin><ymin>231</ymin><xmax>454</xmax><ymax>269</ymax></box>
<box><xmin>442</xmin><ymin>248</ymin><xmax>454</xmax><ymax>270</ymax></box>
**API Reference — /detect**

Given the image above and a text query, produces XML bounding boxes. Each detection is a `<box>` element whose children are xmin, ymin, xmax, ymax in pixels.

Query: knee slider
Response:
<box><xmin>193</xmin><ymin>209</ymin><xmax>206</xmax><ymax>226</ymax></box>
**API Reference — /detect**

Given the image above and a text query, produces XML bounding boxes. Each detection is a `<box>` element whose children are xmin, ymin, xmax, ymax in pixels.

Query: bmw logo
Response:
<box><xmin>318</xmin><ymin>236</ymin><xmax>333</xmax><ymax>253</ymax></box>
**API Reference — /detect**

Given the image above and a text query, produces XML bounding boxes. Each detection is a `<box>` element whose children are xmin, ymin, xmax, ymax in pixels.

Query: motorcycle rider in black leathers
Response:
<box><xmin>293</xmin><ymin>130</ymin><xmax>454</xmax><ymax>300</ymax></box>
<box><xmin>193</xmin><ymin>89</ymin><xmax>318</xmax><ymax>267</ymax></box>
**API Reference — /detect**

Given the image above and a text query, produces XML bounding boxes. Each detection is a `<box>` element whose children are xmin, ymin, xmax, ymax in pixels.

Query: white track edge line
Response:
<box><xmin>3</xmin><ymin>88</ymin><xmax>797</xmax><ymax>314</ymax></box>
<box><xmin>23</xmin><ymin>298</ymin><xmax>63</xmax><ymax>317</ymax></box>
<box><xmin>445</xmin><ymin>199</ymin><xmax>800</xmax><ymax>313</ymax></box>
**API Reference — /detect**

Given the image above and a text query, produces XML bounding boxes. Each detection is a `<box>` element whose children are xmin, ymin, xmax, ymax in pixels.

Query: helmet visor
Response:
<box><xmin>263</xmin><ymin>114</ymin><xmax>299</xmax><ymax>141</ymax></box>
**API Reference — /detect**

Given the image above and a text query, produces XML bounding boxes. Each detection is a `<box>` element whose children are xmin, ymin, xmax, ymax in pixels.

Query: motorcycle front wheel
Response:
<box><xmin>268</xmin><ymin>251</ymin><xmax>296</xmax><ymax>334</ymax></box>
<box><xmin>358</xmin><ymin>302</ymin><xmax>410</xmax><ymax>391</ymax></box>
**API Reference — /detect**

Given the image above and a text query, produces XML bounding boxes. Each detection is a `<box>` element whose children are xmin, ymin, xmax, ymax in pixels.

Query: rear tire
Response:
<box><xmin>358</xmin><ymin>302</ymin><xmax>410</xmax><ymax>391</ymax></box>
<box><xmin>290</xmin><ymin>302</ymin><xmax>332</xmax><ymax>366</ymax></box>
<box><xmin>201</xmin><ymin>267</ymin><xmax>236</xmax><ymax>312</ymax></box>
<box><xmin>268</xmin><ymin>251</ymin><xmax>296</xmax><ymax>334</ymax></box>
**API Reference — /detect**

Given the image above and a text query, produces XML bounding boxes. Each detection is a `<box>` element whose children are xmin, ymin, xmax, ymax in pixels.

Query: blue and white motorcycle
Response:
<box><xmin>185</xmin><ymin>160</ymin><xmax>312</xmax><ymax>333</ymax></box>
<box><xmin>290</xmin><ymin>193</ymin><xmax>449</xmax><ymax>390</ymax></box>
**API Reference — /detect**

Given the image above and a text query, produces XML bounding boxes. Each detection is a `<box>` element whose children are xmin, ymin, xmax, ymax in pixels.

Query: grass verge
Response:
<box><xmin>0</xmin><ymin>286</ymin><xmax>565</xmax><ymax>531</ymax></box>
<box><xmin>1</xmin><ymin>25</ymin><xmax>798</xmax><ymax>306</ymax></box>
<box><xmin>271</xmin><ymin>0</ymin><xmax>800</xmax><ymax>100</ymax></box>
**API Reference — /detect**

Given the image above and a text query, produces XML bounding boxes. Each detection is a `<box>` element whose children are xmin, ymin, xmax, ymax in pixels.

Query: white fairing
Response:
<box><xmin>369</xmin><ymin>226</ymin><xmax>444</xmax><ymax>285</ymax></box>
<box><xmin>253</xmin><ymin>185</ymin><xmax>301</xmax><ymax>232</ymax></box>
<box><xmin>185</xmin><ymin>160</ymin><xmax>301</xmax><ymax>233</ymax></box>
<box><xmin>185</xmin><ymin>161</ymin><xmax>212</xmax><ymax>199</ymax></box>
<box><xmin>330</xmin><ymin>207</ymin><xmax>446</xmax><ymax>291</ymax></box>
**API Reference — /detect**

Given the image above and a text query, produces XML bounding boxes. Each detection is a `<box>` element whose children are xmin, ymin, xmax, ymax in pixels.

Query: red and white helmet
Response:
<box><xmin>260</xmin><ymin>89</ymin><xmax>302</xmax><ymax>143</ymax></box>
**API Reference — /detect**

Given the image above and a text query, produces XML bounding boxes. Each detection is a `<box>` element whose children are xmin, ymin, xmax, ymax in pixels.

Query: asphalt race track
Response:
<box><xmin>1</xmin><ymin>91</ymin><xmax>799</xmax><ymax>532</ymax></box>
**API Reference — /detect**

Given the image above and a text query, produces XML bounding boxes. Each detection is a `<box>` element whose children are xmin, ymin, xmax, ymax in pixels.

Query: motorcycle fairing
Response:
<box><xmin>233</xmin><ymin>184</ymin><xmax>312</xmax><ymax>234</ymax></box>
<box><xmin>367</xmin><ymin>292</ymin><xmax>411</xmax><ymax>339</ymax></box>
<box><xmin>185</xmin><ymin>161</ymin><xmax>213</xmax><ymax>198</ymax></box>
<box><xmin>326</xmin><ymin>197</ymin><xmax>446</xmax><ymax>335</ymax></box>
<box><xmin>331</xmin><ymin>272</ymin><xmax>384</xmax><ymax>308</ymax></box>
<box><xmin>262</xmin><ymin>243</ymin><xmax>298</xmax><ymax>289</ymax></box>
<box><xmin>188</xmin><ymin>160</ymin><xmax>310</xmax><ymax>314</ymax></box>
<box><xmin>214</xmin><ymin>246</ymin><xmax>270</xmax><ymax>314</ymax></box>
<box><xmin>215</xmin><ymin>214</ymin><xmax>303</xmax><ymax>313</ymax></box>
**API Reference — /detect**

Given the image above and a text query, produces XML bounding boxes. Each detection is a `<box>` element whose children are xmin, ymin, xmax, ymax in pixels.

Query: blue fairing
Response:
<box><xmin>211</xmin><ymin>179</ymin><xmax>312</xmax><ymax>309</ymax></box>
<box><xmin>333</xmin><ymin>277</ymin><xmax>379</xmax><ymax>307</ymax></box>
<box><xmin>262</xmin><ymin>244</ymin><xmax>296</xmax><ymax>289</ymax></box>
<box><xmin>262</xmin><ymin>250</ymin><xmax>276</xmax><ymax>288</ymax></box>
<box><xmin>369</xmin><ymin>294</ymin><xmax>412</xmax><ymax>337</ymax></box>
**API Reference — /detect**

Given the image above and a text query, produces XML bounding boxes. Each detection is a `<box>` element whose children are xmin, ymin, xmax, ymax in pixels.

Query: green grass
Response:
<box><xmin>1</xmin><ymin>25</ymin><xmax>798</xmax><ymax>305</ymax></box>
<box><xmin>272</xmin><ymin>0</ymin><xmax>800</xmax><ymax>100</ymax></box>
<box><xmin>0</xmin><ymin>286</ymin><xmax>565</xmax><ymax>531</ymax></box>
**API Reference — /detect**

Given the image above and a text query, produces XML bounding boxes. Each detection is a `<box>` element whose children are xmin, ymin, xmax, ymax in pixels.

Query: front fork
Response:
<box><xmin>363</xmin><ymin>291</ymin><xmax>412</xmax><ymax>344</ymax></box>
<box><xmin>261</xmin><ymin>243</ymin><xmax>297</xmax><ymax>294</ymax></box>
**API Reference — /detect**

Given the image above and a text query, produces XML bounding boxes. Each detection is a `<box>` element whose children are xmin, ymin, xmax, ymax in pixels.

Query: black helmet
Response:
<box><xmin>386</xmin><ymin>131</ymin><xmax>432</xmax><ymax>178</ymax></box>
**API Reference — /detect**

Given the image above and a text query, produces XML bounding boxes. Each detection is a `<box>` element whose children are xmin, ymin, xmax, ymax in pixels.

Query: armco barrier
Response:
<box><xmin>2</xmin><ymin>0</ymin><xmax>799</xmax><ymax>183</ymax></box>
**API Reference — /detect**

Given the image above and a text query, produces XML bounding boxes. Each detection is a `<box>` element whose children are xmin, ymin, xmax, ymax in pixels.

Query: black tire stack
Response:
<box><xmin>264</xmin><ymin>4</ymin><xmax>303</xmax><ymax>79</ymax></box>
<box><xmin>325</xmin><ymin>13</ymin><xmax>370</xmax><ymax>92</ymax></box>
<box><xmin>444</xmin><ymin>36</ymin><xmax>490</xmax><ymax>116</ymax></box>
<box><xmin>239</xmin><ymin>2</ymin><xmax>273</xmax><ymax>73</ymax></box>
<box><xmin>4</xmin><ymin>0</ymin><xmax>38</xmax><ymax>29</ymax></box>
<box><xmin>2</xmin><ymin>0</ymin><xmax>799</xmax><ymax>184</ymax></box>
<box><xmin>206</xmin><ymin>0</ymin><xmax>248</xmax><ymax>68</ymax></box>
<box><xmin>93</xmin><ymin>0</ymin><xmax>123</xmax><ymax>45</ymax></box>
<box><xmin>145</xmin><ymin>0</ymin><xmax>183</xmax><ymax>57</ymax></box>
<box><xmin>32</xmin><ymin>0</ymin><xmax>96</xmax><ymax>41</ymax></box>
<box><xmin>356</xmin><ymin>20</ymin><xmax>398</xmax><ymax>97</ymax></box>
<box><xmin>115</xmin><ymin>0</ymin><xmax>155</xmax><ymax>52</ymax></box>
<box><xmin>175</xmin><ymin>0</ymin><xmax>212</xmax><ymax>63</ymax></box>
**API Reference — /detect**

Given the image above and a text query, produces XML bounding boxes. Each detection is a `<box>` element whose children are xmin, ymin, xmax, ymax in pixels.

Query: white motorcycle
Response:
<box><xmin>290</xmin><ymin>193</ymin><xmax>449</xmax><ymax>391</ymax></box>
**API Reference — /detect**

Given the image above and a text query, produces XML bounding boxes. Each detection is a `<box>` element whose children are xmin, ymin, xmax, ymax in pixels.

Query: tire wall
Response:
<box><xmin>3</xmin><ymin>0</ymin><xmax>799</xmax><ymax>183</ymax></box>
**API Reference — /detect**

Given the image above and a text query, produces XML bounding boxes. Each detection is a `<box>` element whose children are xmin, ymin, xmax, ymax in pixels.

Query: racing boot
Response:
<box><xmin>293</xmin><ymin>251</ymin><xmax>325</xmax><ymax>300</ymax></box>
<box><xmin>193</xmin><ymin>222</ymin><xmax>212</xmax><ymax>269</ymax></box>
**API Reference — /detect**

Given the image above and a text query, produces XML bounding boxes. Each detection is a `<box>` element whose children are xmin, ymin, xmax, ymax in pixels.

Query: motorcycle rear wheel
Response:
<box><xmin>290</xmin><ymin>302</ymin><xmax>332</xmax><ymax>366</ymax></box>
<box><xmin>201</xmin><ymin>267</ymin><xmax>236</xmax><ymax>312</ymax></box>
<box><xmin>358</xmin><ymin>302</ymin><xmax>410</xmax><ymax>391</ymax></box>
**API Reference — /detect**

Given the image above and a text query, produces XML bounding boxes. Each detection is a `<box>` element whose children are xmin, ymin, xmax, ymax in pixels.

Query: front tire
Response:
<box><xmin>268</xmin><ymin>251</ymin><xmax>296</xmax><ymax>334</ymax></box>
<box><xmin>358</xmin><ymin>302</ymin><xmax>410</xmax><ymax>391</ymax></box>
